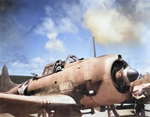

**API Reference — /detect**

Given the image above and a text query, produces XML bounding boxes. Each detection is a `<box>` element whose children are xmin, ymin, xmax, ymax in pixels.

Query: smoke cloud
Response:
<box><xmin>84</xmin><ymin>8</ymin><xmax>138</xmax><ymax>44</ymax></box>
<box><xmin>82</xmin><ymin>0</ymin><xmax>150</xmax><ymax>45</ymax></box>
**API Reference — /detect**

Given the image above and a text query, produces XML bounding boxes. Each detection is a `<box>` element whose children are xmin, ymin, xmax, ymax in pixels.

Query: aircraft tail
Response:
<box><xmin>0</xmin><ymin>65</ymin><xmax>17</xmax><ymax>92</ymax></box>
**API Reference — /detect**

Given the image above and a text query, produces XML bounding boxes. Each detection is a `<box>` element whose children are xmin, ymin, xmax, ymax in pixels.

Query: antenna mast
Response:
<box><xmin>93</xmin><ymin>37</ymin><xmax>96</xmax><ymax>57</ymax></box>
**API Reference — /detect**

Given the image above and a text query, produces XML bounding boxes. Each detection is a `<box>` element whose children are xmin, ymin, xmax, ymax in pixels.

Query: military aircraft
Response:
<box><xmin>0</xmin><ymin>54</ymin><xmax>149</xmax><ymax>117</ymax></box>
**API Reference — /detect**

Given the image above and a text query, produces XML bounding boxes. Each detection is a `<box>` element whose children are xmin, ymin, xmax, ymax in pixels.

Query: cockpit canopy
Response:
<box><xmin>65</xmin><ymin>55</ymin><xmax>79</xmax><ymax>64</ymax></box>
<box><xmin>42</xmin><ymin>60</ymin><xmax>65</xmax><ymax>76</ymax></box>
<box><xmin>42</xmin><ymin>55</ymin><xmax>80</xmax><ymax>76</ymax></box>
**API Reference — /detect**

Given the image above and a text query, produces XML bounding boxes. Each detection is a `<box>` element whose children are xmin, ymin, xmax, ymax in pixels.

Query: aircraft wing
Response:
<box><xmin>132</xmin><ymin>83</ymin><xmax>150</xmax><ymax>100</ymax></box>
<box><xmin>0</xmin><ymin>93</ymin><xmax>81</xmax><ymax>117</ymax></box>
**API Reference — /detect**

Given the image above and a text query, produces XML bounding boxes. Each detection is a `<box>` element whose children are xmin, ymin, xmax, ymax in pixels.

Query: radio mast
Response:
<box><xmin>93</xmin><ymin>37</ymin><xmax>96</xmax><ymax>57</ymax></box>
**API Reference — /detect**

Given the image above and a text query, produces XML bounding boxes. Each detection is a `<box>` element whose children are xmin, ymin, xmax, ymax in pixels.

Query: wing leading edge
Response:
<box><xmin>0</xmin><ymin>93</ymin><xmax>82</xmax><ymax>117</ymax></box>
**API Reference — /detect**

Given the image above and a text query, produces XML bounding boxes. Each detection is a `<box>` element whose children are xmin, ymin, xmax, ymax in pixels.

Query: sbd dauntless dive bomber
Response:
<box><xmin>0</xmin><ymin>54</ymin><xmax>149</xmax><ymax>117</ymax></box>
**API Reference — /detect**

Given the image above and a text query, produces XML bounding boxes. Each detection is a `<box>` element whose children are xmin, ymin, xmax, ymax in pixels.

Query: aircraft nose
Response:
<box><xmin>127</xmin><ymin>68</ymin><xmax>139</xmax><ymax>82</ymax></box>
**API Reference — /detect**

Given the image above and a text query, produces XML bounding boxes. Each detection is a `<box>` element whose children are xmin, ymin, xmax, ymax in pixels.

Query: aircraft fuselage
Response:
<box><xmin>7</xmin><ymin>54</ymin><xmax>137</xmax><ymax>109</ymax></box>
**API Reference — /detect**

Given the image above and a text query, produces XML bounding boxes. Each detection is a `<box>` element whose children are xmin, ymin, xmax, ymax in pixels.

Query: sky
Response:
<box><xmin>0</xmin><ymin>0</ymin><xmax>150</xmax><ymax>77</ymax></box>
<box><xmin>0</xmin><ymin>0</ymin><xmax>150</xmax><ymax>116</ymax></box>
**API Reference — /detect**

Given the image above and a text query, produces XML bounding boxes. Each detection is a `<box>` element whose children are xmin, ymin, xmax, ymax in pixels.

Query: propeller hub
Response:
<box><xmin>127</xmin><ymin>68</ymin><xmax>139</xmax><ymax>82</ymax></box>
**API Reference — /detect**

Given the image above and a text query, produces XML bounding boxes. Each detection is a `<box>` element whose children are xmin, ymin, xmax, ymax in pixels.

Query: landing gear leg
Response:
<box><xmin>38</xmin><ymin>108</ymin><xmax>53</xmax><ymax>117</ymax></box>
<box><xmin>107</xmin><ymin>106</ymin><xmax>111</xmax><ymax>117</ymax></box>
<box><xmin>135</xmin><ymin>100</ymin><xmax>145</xmax><ymax>117</ymax></box>
<box><xmin>107</xmin><ymin>105</ymin><xmax>120</xmax><ymax>117</ymax></box>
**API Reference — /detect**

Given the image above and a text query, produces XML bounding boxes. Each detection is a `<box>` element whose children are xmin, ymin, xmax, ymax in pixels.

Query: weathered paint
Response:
<box><xmin>7</xmin><ymin>54</ymin><xmax>131</xmax><ymax>108</ymax></box>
